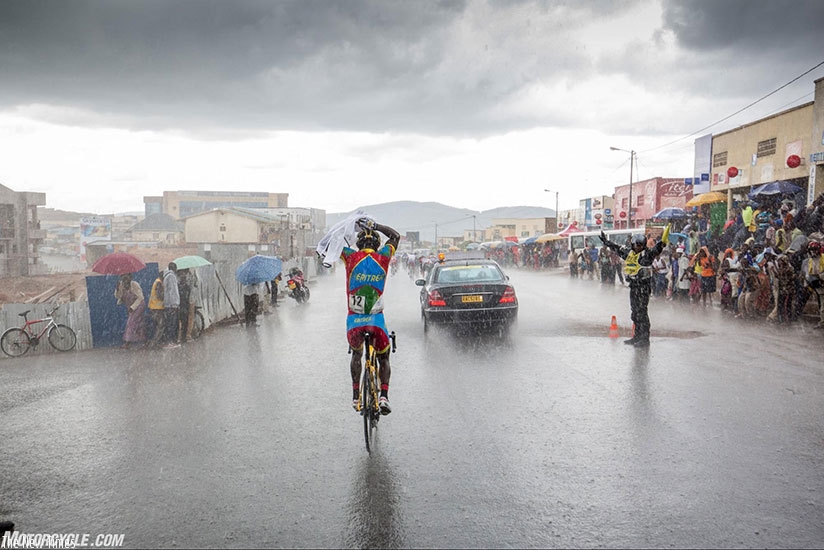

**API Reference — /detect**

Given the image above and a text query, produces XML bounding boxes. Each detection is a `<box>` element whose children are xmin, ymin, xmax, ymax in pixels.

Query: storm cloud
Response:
<box><xmin>1</xmin><ymin>0</ymin><xmax>822</xmax><ymax>138</ymax></box>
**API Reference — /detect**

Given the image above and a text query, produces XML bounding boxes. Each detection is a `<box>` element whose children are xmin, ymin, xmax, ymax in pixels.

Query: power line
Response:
<box><xmin>640</xmin><ymin>59</ymin><xmax>824</xmax><ymax>154</ymax></box>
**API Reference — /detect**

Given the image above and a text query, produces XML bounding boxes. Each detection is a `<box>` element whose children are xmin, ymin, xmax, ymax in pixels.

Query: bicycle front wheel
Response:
<box><xmin>191</xmin><ymin>311</ymin><xmax>205</xmax><ymax>340</ymax></box>
<box><xmin>48</xmin><ymin>324</ymin><xmax>76</xmax><ymax>352</ymax></box>
<box><xmin>1</xmin><ymin>328</ymin><xmax>31</xmax><ymax>357</ymax></box>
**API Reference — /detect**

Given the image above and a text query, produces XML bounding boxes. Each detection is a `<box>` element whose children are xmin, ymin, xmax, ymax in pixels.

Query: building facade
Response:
<box><xmin>183</xmin><ymin>207</ymin><xmax>320</xmax><ymax>260</ymax></box>
<box><xmin>489</xmin><ymin>217</ymin><xmax>554</xmax><ymax>240</ymax></box>
<box><xmin>613</xmin><ymin>178</ymin><xmax>692</xmax><ymax>230</ymax></box>
<box><xmin>709</xmin><ymin>102</ymin><xmax>814</xmax><ymax>203</ymax></box>
<box><xmin>808</xmin><ymin>77</ymin><xmax>824</xmax><ymax>205</ymax></box>
<box><xmin>0</xmin><ymin>183</ymin><xmax>47</xmax><ymax>277</ymax></box>
<box><xmin>144</xmin><ymin>190</ymin><xmax>289</xmax><ymax>219</ymax></box>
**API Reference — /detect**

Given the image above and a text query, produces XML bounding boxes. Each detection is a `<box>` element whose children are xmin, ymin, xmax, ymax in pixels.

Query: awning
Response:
<box><xmin>685</xmin><ymin>191</ymin><xmax>726</xmax><ymax>207</ymax></box>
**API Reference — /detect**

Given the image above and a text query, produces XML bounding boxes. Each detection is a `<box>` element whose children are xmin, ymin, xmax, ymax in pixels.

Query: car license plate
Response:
<box><xmin>461</xmin><ymin>295</ymin><xmax>483</xmax><ymax>303</ymax></box>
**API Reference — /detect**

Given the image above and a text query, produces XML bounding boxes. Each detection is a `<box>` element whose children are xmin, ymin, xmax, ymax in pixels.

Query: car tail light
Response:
<box><xmin>498</xmin><ymin>286</ymin><xmax>517</xmax><ymax>304</ymax></box>
<box><xmin>428</xmin><ymin>289</ymin><xmax>447</xmax><ymax>307</ymax></box>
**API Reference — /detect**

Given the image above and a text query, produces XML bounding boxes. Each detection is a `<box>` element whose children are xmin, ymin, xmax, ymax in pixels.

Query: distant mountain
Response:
<box><xmin>37</xmin><ymin>207</ymin><xmax>96</xmax><ymax>222</ymax></box>
<box><xmin>327</xmin><ymin>201</ymin><xmax>555</xmax><ymax>243</ymax></box>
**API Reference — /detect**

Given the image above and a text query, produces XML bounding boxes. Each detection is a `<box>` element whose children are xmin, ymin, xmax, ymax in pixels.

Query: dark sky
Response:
<box><xmin>2</xmin><ymin>0</ymin><xmax>823</xmax><ymax>215</ymax></box>
<box><xmin>2</xmin><ymin>0</ymin><xmax>822</xmax><ymax>138</ymax></box>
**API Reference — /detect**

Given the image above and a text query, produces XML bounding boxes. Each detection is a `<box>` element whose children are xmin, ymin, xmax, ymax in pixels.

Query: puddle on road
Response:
<box><xmin>530</xmin><ymin>321</ymin><xmax>705</xmax><ymax>340</ymax></box>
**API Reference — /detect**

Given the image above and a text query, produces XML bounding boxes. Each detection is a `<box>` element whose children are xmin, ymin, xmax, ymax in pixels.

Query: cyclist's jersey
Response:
<box><xmin>341</xmin><ymin>244</ymin><xmax>395</xmax><ymax>315</ymax></box>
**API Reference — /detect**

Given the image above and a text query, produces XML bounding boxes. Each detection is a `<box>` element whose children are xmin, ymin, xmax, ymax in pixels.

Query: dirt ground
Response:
<box><xmin>0</xmin><ymin>247</ymin><xmax>196</xmax><ymax>306</ymax></box>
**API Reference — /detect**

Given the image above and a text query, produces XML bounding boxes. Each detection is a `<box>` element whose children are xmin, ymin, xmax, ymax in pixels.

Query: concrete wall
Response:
<box><xmin>711</xmin><ymin>102</ymin><xmax>813</xmax><ymax>193</ymax></box>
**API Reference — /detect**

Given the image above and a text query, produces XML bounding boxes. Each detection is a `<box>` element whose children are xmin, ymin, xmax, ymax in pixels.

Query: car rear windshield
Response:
<box><xmin>434</xmin><ymin>265</ymin><xmax>504</xmax><ymax>284</ymax></box>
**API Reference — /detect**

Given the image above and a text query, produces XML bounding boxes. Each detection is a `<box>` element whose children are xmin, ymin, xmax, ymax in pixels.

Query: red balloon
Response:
<box><xmin>787</xmin><ymin>154</ymin><xmax>801</xmax><ymax>168</ymax></box>
<box><xmin>727</xmin><ymin>166</ymin><xmax>739</xmax><ymax>178</ymax></box>
<box><xmin>595</xmin><ymin>219</ymin><xmax>602</xmax><ymax>225</ymax></box>
<box><xmin>619</xmin><ymin>211</ymin><xmax>627</xmax><ymax>218</ymax></box>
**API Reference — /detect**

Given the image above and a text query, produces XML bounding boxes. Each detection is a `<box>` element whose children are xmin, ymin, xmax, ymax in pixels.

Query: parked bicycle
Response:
<box><xmin>190</xmin><ymin>305</ymin><xmax>206</xmax><ymax>340</ymax></box>
<box><xmin>354</xmin><ymin>330</ymin><xmax>396</xmax><ymax>453</ymax></box>
<box><xmin>1</xmin><ymin>305</ymin><xmax>77</xmax><ymax>357</ymax></box>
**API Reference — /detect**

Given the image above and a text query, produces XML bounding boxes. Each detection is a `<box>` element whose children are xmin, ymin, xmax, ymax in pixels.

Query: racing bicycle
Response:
<box><xmin>1</xmin><ymin>305</ymin><xmax>77</xmax><ymax>357</ymax></box>
<box><xmin>355</xmin><ymin>330</ymin><xmax>396</xmax><ymax>453</ymax></box>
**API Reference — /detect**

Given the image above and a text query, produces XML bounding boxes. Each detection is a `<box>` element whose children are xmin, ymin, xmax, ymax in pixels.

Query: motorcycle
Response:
<box><xmin>286</xmin><ymin>268</ymin><xmax>310</xmax><ymax>303</ymax></box>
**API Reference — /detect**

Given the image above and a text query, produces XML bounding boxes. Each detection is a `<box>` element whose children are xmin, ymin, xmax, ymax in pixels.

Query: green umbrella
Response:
<box><xmin>173</xmin><ymin>255</ymin><xmax>212</xmax><ymax>269</ymax></box>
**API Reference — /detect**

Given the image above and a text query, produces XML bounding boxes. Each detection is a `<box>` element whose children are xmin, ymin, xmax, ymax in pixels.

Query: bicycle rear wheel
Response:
<box><xmin>48</xmin><ymin>324</ymin><xmax>76</xmax><ymax>351</ymax></box>
<box><xmin>1</xmin><ymin>328</ymin><xmax>31</xmax><ymax>357</ymax></box>
<box><xmin>191</xmin><ymin>311</ymin><xmax>205</xmax><ymax>339</ymax></box>
<box><xmin>361</xmin><ymin>363</ymin><xmax>376</xmax><ymax>453</ymax></box>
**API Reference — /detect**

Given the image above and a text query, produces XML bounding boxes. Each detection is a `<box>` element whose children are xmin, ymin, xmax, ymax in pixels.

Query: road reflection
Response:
<box><xmin>344</xmin><ymin>450</ymin><xmax>405</xmax><ymax>549</ymax></box>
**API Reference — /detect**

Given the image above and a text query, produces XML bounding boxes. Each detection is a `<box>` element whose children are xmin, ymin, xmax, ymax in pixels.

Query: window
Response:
<box><xmin>757</xmin><ymin>138</ymin><xmax>776</xmax><ymax>158</ymax></box>
<box><xmin>636</xmin><ymin>195</ymin><xmax>644</xmax><ymax>206</ymax></box>
<box><xmin>621</xmin><ymin>198</ymin><xmax>628</xmax><ymax>210</ymax></box>
<box><xmin>713</xmin><ymin>151</ymin><xmax>727</xmax><ymax>167</ymax></box>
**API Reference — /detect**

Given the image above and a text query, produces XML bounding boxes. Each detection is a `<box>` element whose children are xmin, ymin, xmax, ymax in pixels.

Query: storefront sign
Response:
<box><xmin>811</xmin><ymin>151</ymin><xmax>824</xmax><ymax>163</ymax></box>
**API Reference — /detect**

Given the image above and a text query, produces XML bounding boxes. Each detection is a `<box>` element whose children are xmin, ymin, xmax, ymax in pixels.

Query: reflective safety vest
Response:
<box><xmin>624</xmin><ymin>250</ymin><xmax>651</xmax><ymax>280</ymax></box>
<box><xmin>808</xmin><ymin>255</ymin><xmax>824</xmax><ymax>277</ymax></box>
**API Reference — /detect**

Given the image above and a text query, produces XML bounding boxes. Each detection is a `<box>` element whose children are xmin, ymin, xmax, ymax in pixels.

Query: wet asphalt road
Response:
<box><xmin>1</xmin><ymin>267</ymin><xmax>823</xmax><ymax>548</ymax></box>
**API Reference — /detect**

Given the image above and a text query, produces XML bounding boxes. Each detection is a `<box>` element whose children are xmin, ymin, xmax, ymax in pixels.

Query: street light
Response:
<box><xmin>544</xmin><ymin>189</ymin><xmax>559</xmax><ymax>233</ymax></box>
<box><xmin>610</xmin><ymin>146</ymin><xmax>635</xmax><ymax>229</ymax></box>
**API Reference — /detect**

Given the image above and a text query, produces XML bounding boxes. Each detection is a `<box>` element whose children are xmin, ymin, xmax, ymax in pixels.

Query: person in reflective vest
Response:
<box><xmin>600</xmin><ymin>225</ymin><xmax>670</xmax><ymax>347</ymax></box>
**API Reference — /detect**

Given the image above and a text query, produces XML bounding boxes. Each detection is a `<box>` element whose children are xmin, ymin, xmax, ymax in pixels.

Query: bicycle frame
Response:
<box><xmin>21</xmin><ymin>315</ymin><xmax>58</xmax><ymax>341</ymax></box>
<box><xmin>358</xmin><ymin>333</ymin><xmax>380</xmax><ymax>415</ymax></box>
<box><xmin>356</xmin><ymin>330</ymin><xmax>397</xmax><ymax>453</ymax></box>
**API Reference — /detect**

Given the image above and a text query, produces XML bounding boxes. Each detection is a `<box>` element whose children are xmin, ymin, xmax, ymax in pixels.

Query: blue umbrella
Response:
<box><xmin>652</xmin><ymin>207</ymin><xmax>687</xmax><ymax>220</ymax></box>
<box><xmin>235</xmin><ymin>255</ymin><xmax>283</xmax><ymax>285</ymax></box>
<box><xmin>748</xmin><ymin>180</ymin><xmax>802</xmax><ymax>198</ymax></box>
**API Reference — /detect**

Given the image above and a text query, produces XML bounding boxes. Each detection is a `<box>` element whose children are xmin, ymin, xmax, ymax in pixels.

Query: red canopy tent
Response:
<box><xmin>557</xmin><ymin>221</ymin><xmax>582</xmax><ymax>237</ymax></box>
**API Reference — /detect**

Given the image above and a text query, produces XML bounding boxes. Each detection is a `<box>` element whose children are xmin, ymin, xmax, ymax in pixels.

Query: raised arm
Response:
<box><xmin>359</xmin><ymin>218</ymin><xmax>400</xmax><ymax>251</ymax></box>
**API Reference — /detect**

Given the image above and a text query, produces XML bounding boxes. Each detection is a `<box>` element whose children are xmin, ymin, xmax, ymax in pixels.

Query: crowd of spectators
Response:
<box><xmin>569</xmin><ymin>192</ymin><xmax>824</xmax><ymax>327</ymax></box>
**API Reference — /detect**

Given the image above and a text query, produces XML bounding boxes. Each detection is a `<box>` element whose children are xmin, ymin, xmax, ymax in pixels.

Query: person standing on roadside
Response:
<box><xmin>147</xmin><ymin>271</ymin><xmax>165</xmax><ymax>348</ymax></box>
<box><xmin>243</xmin><ymin>281</ymin><xmax>263</xmax><ymax>326</ymax></box>
<box><xmin>177</xmin><ymin>268</ymin><xmax>196</xmax><ymax>344</ymax></box>
<box><xmin>162</xmin><ymin>262</ymin><xmax>180</xmax><ymax>348</ymax></box>
<box><xmin>114</xmin><ymin>273</ymin><xmax>146</xmax><ymax>349</ymax></box>
<box><xmin>600</xmin><ymin>225</ymin><xmax>669</xmax><ymax>347</ymax></box>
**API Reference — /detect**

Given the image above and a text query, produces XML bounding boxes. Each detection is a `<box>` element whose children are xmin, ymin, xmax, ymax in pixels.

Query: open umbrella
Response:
<box><xmin>173</xmin><ymin>255</ymin><xmax>212</xmax><ymax>270</ymax></box>
<box><xmin>748</xmin><ymin>180</ymin><xmax>802</xmax><ymax>198</ymax></box>
<box><xmin>535</xmin><ymin>233</ymin><xmax>567</xmax><ymax>243</ymax></box>
<box><xmin>685</xmin><ymin>191</ymin><xmax>727</xmax><ymax>207</ymax></box>
<box><xmin>652</xmin><ymin>207</ymin><xmax>687</xmax><ymax>220</ymax></box>
<box><xmin>91</xmin><ymin>252</ymin><xmax>146</xmax><ymax>275</ymax></box>
<box><xmin>235</xmin><ymin>255</ymin><xmax>283</xmax><ymax>285</ymax></box>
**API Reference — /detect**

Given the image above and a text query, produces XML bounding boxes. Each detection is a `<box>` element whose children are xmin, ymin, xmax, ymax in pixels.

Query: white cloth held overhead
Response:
<box><xmin>316</xmin><ymin>211</ymin><xmax>375</xmax><ymax>267</ymax></box>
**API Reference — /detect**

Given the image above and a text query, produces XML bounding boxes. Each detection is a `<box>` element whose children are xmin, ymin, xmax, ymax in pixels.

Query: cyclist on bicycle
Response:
<box><xmin>342</xmin><ymin>218</ymin><xmax>400</xmax><ymax>414</ymax></box>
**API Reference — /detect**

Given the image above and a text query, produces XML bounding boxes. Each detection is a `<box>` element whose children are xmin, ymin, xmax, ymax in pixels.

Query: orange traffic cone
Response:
<box><xmin>609</xmin><ymin>315</ymin><xmax>619</xmax><ymax>338</ymax></box>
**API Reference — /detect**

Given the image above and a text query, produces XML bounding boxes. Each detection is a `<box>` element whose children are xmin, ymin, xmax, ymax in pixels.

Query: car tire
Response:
<box><xmin>422</xmin><ymin>312</ymin><xmax>429</xmax><ymax>334</ymax></box>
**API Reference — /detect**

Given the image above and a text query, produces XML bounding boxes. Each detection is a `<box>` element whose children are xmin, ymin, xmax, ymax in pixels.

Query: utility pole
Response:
<box><xmin>610</xmin><ymin>147</ymin><xmax>635</xmax><ymax>229</ymax></box>
<box><xmin>544</xmin><ymin>189</ymin><xmax>559</xmax><ymax>232</ymax></box>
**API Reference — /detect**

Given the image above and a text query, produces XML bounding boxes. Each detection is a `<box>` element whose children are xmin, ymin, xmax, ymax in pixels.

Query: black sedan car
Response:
<box><xmin>415</xmin><ymin>258</ymin><xmax>518</xmax><ymax>334</ymax></box>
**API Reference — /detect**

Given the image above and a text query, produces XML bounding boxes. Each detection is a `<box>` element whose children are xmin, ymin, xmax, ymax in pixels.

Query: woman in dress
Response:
<box><xmin>114</xmin><ymin>273</ymin><xmax>146</xmax><ymax>348</ymax></box>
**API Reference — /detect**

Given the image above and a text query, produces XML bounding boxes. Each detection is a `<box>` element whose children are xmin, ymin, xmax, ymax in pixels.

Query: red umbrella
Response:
<box><xmin>91</xmin><ymin>252</ymin><xmax>146</xmax><ymax>275</ymax></box>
